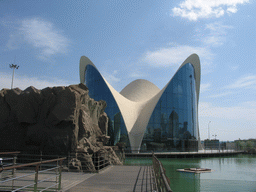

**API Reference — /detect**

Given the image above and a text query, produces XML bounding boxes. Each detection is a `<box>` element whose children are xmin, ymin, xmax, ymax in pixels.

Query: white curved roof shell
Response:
<box><xmin>80</xmin><ymin>54</ymin><xmax>201</xmax><ymax>153</ymax></box>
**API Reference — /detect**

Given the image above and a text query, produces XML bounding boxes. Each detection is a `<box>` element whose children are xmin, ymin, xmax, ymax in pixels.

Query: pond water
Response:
<box><xmin>125</xmin><ymin>155</ymin><xmax>256</xmax><ymax>192</ymax></box>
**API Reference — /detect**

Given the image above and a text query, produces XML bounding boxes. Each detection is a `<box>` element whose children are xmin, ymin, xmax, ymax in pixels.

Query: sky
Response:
<box><xmin>0</xmin><ymin>0</ymin><xmax>255</xmax><ymax>141</ymax></box>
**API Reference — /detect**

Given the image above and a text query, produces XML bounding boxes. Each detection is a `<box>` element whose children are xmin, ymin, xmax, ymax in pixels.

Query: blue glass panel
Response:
<box><xmin>141</xmin><ymin>63</ymin><xmax>198</xmax><ymax>152</ymax></box>
<box><xmin>84</xmin><ymin>65</ymin><xmax>130</xmax><ymax>150</ymax></box>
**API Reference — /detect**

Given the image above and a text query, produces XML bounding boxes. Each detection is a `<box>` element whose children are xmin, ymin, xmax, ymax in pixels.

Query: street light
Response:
<box><xmin>208</xmin><ymin>121</ymin><xmax>211</xmax><ymax>140</ymax></box>
<box><xmin>9</xmin><ymin>64</ymin><xmax>19</xmax><ymax>89</ymax></box>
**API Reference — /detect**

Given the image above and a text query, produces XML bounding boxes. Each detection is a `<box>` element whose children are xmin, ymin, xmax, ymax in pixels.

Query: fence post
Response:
<box><xmin>97</xmin><ymin>154</ymin><xmax>99</xmax><ymax>171</ymax></box>
<box><xmin>40</xmin><ymin>151</ymin><xmax>42</xmax><ymax>171</ymax></box>
<box><xmin>68</xmin><ymin>152</ymin><xmax>70</xmax><ymax>172</ymax></box>
<box><xmin>58</xmin><ymin>160</ymin><xmax>63</xmax><ymax>190</ymax></box>
<box><xmin>34</xmin><ymin>164</ymin><xmax>40</xmax><ymax>192</ymax></box>
<box><xmin>12</xmin><ymin>155</ymin><xmax>17</xmax><ymax>190</ymax></box>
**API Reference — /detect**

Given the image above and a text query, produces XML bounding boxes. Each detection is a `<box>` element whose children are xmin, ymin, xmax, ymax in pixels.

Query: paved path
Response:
<box><xmin>65</xmin><ymin>165</ymin><xmax>156</xmax><ymax>192</ymax></box>
<box><xmin>0</xmin><ymin>170</ymin><xmax>96</xmax><ymax>191</ymax></box>
<box><xmin>0</xmin><ymin>165</ymin><xmax>156</xmax><ymax>191</ymax></box>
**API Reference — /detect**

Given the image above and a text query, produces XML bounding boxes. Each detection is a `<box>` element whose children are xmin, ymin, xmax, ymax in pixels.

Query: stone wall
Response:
<box><xmin>0</xmin><ymin>84</ymin><xmax>122</xmax><ymax>171</ymax></box>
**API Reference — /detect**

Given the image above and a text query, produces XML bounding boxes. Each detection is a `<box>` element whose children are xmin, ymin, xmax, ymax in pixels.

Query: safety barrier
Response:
<box><xmin>67</xmin><ymin>151</ymin><xmax>110</xmax><ymax>172</ymax></box>
<box><xmin>15</xmin><ymin>151</ymin><xmax>111</xmax><ymax>173</ymax></box>
<box><xmin>0</xmin><ymin>151</ymin><xmax>19</xmax><ymax>167</ymax></box>
<box><xmin>0</xmin><ymin>157</ymin><xmax>65</xmax><ymax>192</ymax></box>
<box><xmin>152</xmin><ymin>153</ymin><xmax>172</xmax><ymax>192</ymax></box>
<box><xmin>0</xmin><ymin>152</ymin><xmax>20</xmax><ymax>190</ymax></box>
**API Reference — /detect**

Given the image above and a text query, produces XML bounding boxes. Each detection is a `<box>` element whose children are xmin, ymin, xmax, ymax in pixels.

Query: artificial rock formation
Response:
<box><xmin>0</xmin><ymin>84</ymin><xmax>122</xmax><ymax>171</ymax></box>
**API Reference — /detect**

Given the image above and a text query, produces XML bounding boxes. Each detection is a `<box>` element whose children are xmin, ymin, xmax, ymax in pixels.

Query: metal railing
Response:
<box><xmin>0</xmin><ymin>152</ymin><xmax>20</xmax><ymax>190</ymax></box>
<box><xmin>12</xmin><ymin>150</ymin><xmax>110</xmax><ymax>173</ymax></box>
<box><xmin>67</xmin><ymin>151</ymin><xmax>110</xmax><ymax>172</ymax></box>
<box><xmin>0</xmin><ymin>157</ymin><xmax>65</xmax><ymax>192</ymax></box>
<box><xmin>152</xmin><ymin>153</ymin><xmax>172</xmax><ymax>192</ymax></box>
<box><xmin>126</xmin><ymin>147</ymin><xmax>239</xmax><ymax>153</ymax></box>
<box><xmin>0</xmin><ymin>152</ymin><xmax>19</xmax><ymax>167</ymax></box>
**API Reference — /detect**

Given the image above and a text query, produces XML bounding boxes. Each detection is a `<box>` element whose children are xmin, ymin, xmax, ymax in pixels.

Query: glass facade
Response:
<box><xmin>84</xmin><ymin>62</ymin><xmax>199</xmax><ymax>153</ymax></box>
<box><xmin>84</xmin><ymin>65</ymin><xmax>130</xmax><ymax>149</ymax></box>
<box><xmin>141</xmin><ymin>63</ymin><xmax>198</xmax><ymax>152</ymax></box>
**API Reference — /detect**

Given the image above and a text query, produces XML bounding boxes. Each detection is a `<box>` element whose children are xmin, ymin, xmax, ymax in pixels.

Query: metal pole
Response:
<box><xmin>12</xmin><ymin>155</ymin><xmax>17</xmax><ymax>190</ymax></box>
<box><xmin>208</xmin><ymin>121</ymin><xmax>211</xmax><ymax>140</ymax></box>
<box><xmin>34</xmin><ymin>164</ymin><xmax>40</xmax><ymax>192</ymax></box>
<box><xmin>58</xmin><ymin>160</ymin><xmax>63</xmax><ymax>190</ymax></box>
<box><xmin>11</xmin><ymin>68</ymin><xmax>15</xmax><ymax>89</ymax></box>
<box><xmin>9</xmin><ymin>64</ymin><xmax>19</xmax><ymax>89</ymax></box>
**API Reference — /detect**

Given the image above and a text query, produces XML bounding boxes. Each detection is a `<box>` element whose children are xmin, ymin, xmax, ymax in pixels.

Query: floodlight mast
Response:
<box><xmin>9</xmin><ymin>64</ymin><xmax>19</xmax><ymax>89</ymax></box>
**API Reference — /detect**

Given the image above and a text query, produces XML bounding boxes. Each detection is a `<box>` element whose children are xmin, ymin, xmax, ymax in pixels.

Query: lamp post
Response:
<box><xmin>208</xmin><ymin>121</ymin><xmax>211</xmax><ymax>140</ymax></box>
<box><xmin>9</xmin><ymin>64</ymin><xmax>19</xmax><ymax>89</ymax></box>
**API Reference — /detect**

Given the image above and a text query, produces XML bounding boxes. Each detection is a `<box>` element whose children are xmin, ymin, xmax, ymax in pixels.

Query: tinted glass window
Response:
<box><xmin>85</xmin><ymin>65</ymin><xmax>130</xmax><ymax>149</ymax></box>
<box><xmin>141</xmin><ymin>63</ymin><xmax>198</xmax><ymax>152</ymax></box>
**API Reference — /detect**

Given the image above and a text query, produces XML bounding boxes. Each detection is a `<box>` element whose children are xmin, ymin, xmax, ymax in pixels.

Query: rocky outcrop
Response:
<box><xmin>0</xmin><ymin>84</ymin><xmax>122</xmax><ymax>171</ymax></box>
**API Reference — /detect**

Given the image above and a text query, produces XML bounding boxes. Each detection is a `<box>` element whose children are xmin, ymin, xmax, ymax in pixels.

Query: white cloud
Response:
<box><xmin>6</xmin><ymin>33</ymin><xmax>23</xmax><ymax>50</ymax></box>
<box><xmin>0</xmin><ymin>72</ymin><xmax>70</xmax><ymax>90</ymax></box>
<box><xmin>200</xmin><ymin>83</ymin><xmax>211</xmax><ymax>93</ymax></box>
<box><xmin>141</xmin><ymin>45</ymin><xmax>213</xmax><ymax>67</ymax></box>
<box><xmin>102</xmin><ymin>71</ymin><xmax>121</xmax><ymax>86</ymax></box>
<box><xmin>129</xmin><ymin>71</ymin><xmax>147</xmax><ymax>79</ymax></box>
<box><xmin>227</xmin><ymin>75</ymin><xmax>256</xmax><ymax>89</ymax></box>
<box><xmin>6</xmin><ymin>18</ymin><xmax>69</xmax><ymax>60</ymax></box>
<box><xmin>199</xmin><ymin>101</ymin><xmax>256</xmax><ymax>121</ymax></box>
<box><xmin>208</xmin><ymin>91</ymin><xmax>233</xmax><ymax>98</ymax></box>
<box><xmin>229</xmin><ymin>65</ymin><xmax>239</xmax><ymax>71</ymax></box>
<box><xmin>202</xmin><ymin>22</ymin><xmax>233</xmax><ymax>47</ymax></box>
<box><xmin>172</xmin><ymin>0</ymin><xmax>250</xmax><ymax>21</ymax></box>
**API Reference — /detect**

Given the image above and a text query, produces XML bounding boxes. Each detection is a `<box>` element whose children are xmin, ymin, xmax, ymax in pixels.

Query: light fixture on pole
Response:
<box><xmin>208</xmin><ymin>121</ymin><xmax>211</xmax><ymax>140</ymax></box>
<box><xmin>9</xmin><ymin>64</ymin><xmax>19</xmax><ymax>89</ymax></box>
<box><xmin>212</xmin><ymin>134</ymin><xmax>217</xmax><ymax>140</ymax></box>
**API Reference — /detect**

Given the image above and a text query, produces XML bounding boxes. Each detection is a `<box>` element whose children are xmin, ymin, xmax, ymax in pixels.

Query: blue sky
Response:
<box><xmin>1</xmin><ymin>0</ymin><xmax>255</xmax><ymax>141</ymax></box>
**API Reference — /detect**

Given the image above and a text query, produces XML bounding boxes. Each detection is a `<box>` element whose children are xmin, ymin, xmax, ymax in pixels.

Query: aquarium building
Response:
<box><xmin>80</xmin><ymin>54</ymin><xmax>201</xmax><ymax>153</ymax></box>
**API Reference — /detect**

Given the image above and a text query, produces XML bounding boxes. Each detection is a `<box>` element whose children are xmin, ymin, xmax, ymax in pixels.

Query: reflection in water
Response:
<box><xmin>235</xmin><ymin>155</ymin><xmax>255</xmax><ymax>164</ymax></box>
<box><xmin>160</xmin><ymin>158</ymin><xmax>201</xmax><ymax>192</ymax></box>
<box><xmin>125</xmin><ymin>155</ymin><xmax>256</xmax><ymax>192</ymax></box>
<box><xmin>163</xmin><ymin>155</ymin><xmax>256</xmax><ymax>192</ymax></box>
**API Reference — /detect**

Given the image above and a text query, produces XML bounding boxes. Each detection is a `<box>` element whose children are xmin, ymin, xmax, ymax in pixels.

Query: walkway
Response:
<box><xmin>0</xmin><ymin>170</ymin><xmax>96</xmax><ymax>191</ymax></box>
<box><xmin>126</xmin><ymin>150</ymin><xmax>242</xmax><ymax>158</ymax></box>
<box><xmin>64</xmin><ymin>165</ymin><xmax>156</xmax><ymax>192</ymax></box>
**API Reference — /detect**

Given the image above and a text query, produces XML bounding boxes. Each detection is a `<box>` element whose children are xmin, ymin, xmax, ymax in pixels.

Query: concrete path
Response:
<box><xmin>65</xmin><ymin>165</ymin><xmax>156</xmax><ymax>192</ymax></box>
<box><xmin>0</xmin><ymin>170</ymin><xmax>96</xmax><ymax>191</ymax></box>
<box><xmin>0</xmin><ymin>165</ymin><xmax>156</xmax><ymax>191</ymax></box>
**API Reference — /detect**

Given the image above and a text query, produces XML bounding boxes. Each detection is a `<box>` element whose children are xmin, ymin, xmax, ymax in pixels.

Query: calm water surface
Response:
<box><xmin>125</xmin><ymin>155</ymin><xmax>256</xmax><ymax>192</ymax></box>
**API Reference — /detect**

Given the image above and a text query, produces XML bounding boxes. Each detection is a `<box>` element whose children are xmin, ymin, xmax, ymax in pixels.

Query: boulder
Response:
<box><xmin>0</xmin><ymin>84</ymin><xmax>123</xmax><ymax>171</ymax></box>
<box><xmin>68</xmin><ymin>158</ymin><xmax>82</xmax><ymax>171</ymax></box>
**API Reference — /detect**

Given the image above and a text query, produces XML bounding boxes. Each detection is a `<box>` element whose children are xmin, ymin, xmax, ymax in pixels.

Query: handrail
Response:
<box><xmin>0</xmin><ymin>157</ymin><xmax>66</xmax><ymax>172</ymax></box>
<box><xmin>0</xmin><ymin>151</ymin><xmax>20</xmax><ymax>155</ymax></box>
<box><xmin>0</xmin><ymin>157</ymin><xmax>66</xmax><ymax>191</ymax></box>
<box><xmin>67</xmin><ymin>151</ymin><xmax>110</xmax><ymax>172</ymax></box>
<box><xmin>152</xmin><ymin>153</ymin><xmax>172</xmax><ymax>192</ymax></box>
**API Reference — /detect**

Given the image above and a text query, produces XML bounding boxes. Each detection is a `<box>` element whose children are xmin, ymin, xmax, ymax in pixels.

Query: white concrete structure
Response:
<box><xmin>80</xmin><ymin>54</ymin><xmax>201</xmax><ymax>153</ymax></box>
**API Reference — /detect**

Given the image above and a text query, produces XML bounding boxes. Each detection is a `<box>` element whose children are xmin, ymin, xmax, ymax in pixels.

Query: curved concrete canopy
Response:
<box><xmin>120</xmin><ymin>79</ymin><xmax>160</xmax><ymax>102</ymax></box>
<box><xmin>80</xmin><ymin>54</ymin><xmax>201</xmax><ymax>153</ymax></box>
